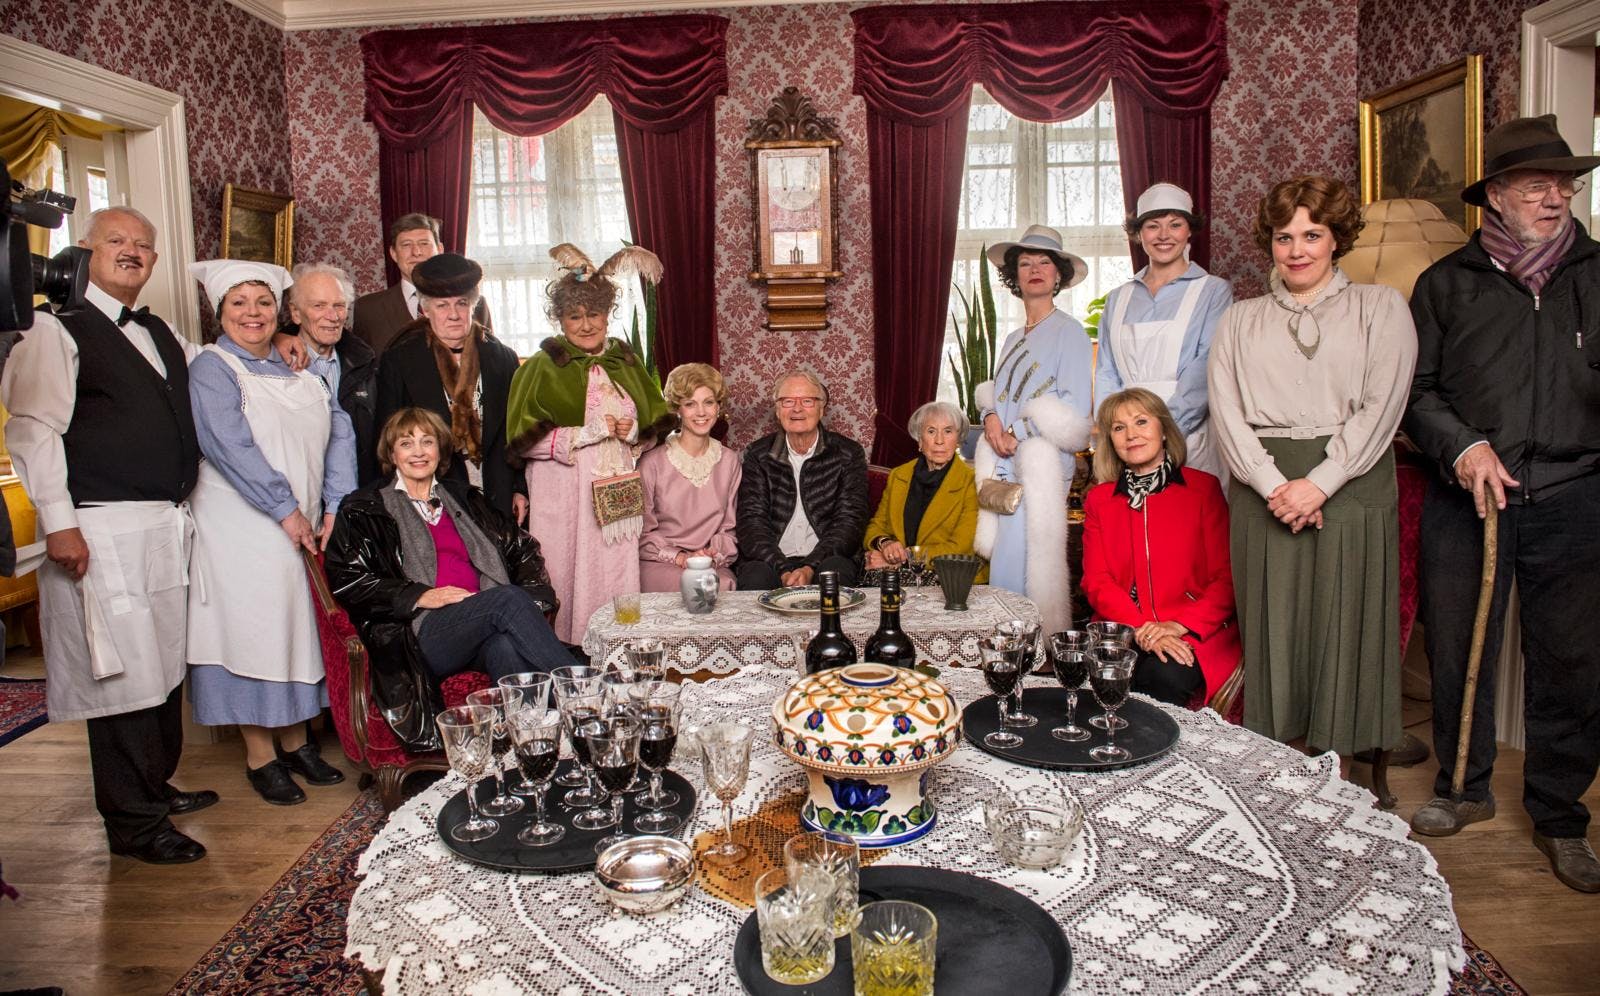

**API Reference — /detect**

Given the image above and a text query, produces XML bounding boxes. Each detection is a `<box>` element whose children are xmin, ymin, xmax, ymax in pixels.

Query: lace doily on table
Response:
<box><xmin>581</xmin><ymin>586</ymin><xmax>1040</xmax><ymax>676</ymax></box>
<box><xmin>346</xmin><ymin>662</ymin><xmax>1465</xmax><ymax>995</ymax></box>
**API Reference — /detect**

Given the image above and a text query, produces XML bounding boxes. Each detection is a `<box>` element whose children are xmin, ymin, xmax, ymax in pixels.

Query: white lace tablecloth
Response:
<box><xmin>580</xmin><ymin>585</ymin><xmax>1039</xmax><ymax>675</ymax></box>
<box><xmin>346</xmin><ymin>662</ymin><xmax>1465</xmax><ymax>995</ymax></box>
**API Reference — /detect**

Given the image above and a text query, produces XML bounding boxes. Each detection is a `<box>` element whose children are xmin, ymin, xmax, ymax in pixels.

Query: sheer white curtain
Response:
<box><xmin>940</xmin><ymin>84</ymin><xmax>1131</xmax><ymax>404</ymax></box>
<box><xmin>465</xmin><ymin>97</ymin><xmax>644</xmax><ymax>359</ymax></box>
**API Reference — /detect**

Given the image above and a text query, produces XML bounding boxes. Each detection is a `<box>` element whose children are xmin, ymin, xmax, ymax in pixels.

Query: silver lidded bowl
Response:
<box><xmin>594</xmin><ymin>835</ymin><xmax>696</xmax><ymax>914</ymax></box>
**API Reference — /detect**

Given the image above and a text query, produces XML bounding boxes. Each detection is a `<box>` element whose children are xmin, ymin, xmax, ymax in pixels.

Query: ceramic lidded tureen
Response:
<box><xmin>771</xmin><ymin>663</ymin><xmax>963</xmax><ymax>848</ymax></box>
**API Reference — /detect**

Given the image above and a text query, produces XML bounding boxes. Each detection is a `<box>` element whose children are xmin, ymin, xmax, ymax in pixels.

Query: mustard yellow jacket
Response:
<box><xmin>864</xmin><ymin>457</ymin><xmax>987</xmax><ymax>582</ymax></box>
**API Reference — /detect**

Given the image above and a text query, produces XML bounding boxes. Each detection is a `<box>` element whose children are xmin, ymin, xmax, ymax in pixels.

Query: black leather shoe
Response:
<box><xmin>166</xmin><ymin>788</ymin><xmax>220</xmax><ymax>815</ymax></box>
<box><xmin>247</xmin><ymin>759</ymin><xmax>307</xmax><ymax>806</ymax></box>
<box><xmin>111</xmin><ymin>828</ymin><xmax>206</xmax><ymax>864</ymax></box>
<box><xmin>276</xmin><ymin>743</ymin><xmax>346</xmax><ymax>786</ymax></box>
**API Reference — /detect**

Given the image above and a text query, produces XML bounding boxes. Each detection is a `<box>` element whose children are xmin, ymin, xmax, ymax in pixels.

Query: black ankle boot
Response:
<box><xmin>247</xmin><ymin>759</ymin><xmax>307</xmax><ymax>805</ymax></box>
<box><xmin>276</xmin><ymin>743</ymin><xmax>345</xmax><ymax>786</ymax></box>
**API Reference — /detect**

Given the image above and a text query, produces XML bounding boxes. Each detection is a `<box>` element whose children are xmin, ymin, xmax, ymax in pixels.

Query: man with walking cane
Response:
<box><xmin>1406</xmin><ymin>115</ymin><xmax>1600</xmax><ymax>893</ymax></box>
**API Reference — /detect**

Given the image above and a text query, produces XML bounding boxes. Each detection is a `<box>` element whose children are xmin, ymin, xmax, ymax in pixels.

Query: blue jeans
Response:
<box><xmin>416</xmin><ymin>584</ymin><xmax>577</xmax><ymax>682</ymax></box>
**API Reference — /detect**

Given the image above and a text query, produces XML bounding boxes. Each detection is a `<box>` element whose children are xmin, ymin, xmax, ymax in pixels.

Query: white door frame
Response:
<box><xmin>1523</xmin><ymin>0</ymin><xmax>1600</xmax><ymax>230</ymax></box>
<box><xmin>0</xmin><ymin>36</ymin><xmax>201</xmax><ymax>340</ymax></box>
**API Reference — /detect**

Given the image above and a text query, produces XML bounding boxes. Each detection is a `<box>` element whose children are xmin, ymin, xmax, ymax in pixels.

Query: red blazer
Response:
<box><xmin>1080</xmin><ymin>468</ymin><xmax>1241</xmax><ymax>701</ymax></box>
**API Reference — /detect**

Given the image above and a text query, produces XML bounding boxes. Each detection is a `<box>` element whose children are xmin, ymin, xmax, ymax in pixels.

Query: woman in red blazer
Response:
<box><xmin>1081</xmin><ymin>388</ymin><xmax>1241</xmax><ymax>706</ymax></box>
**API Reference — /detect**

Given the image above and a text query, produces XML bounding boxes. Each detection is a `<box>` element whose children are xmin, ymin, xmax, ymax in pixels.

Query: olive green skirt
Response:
<box><xmin>1230</xmin><ymin>438</ymin><xmax>1400</xmax><ymax>755</ymax></box>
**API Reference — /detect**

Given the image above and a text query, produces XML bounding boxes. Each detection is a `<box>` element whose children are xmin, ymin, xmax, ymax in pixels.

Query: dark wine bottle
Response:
<box><xmin>863</xmin><ymin>570</ymin><xmax>916</xmax><ymax>669</ymax></box>
<box><xmin>805</xmin><ymin>570</ymin><xmax>857</xmax><ymax>674</ymax></box>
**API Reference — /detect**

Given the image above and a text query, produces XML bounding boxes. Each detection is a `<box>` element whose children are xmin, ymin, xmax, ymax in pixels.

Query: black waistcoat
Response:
<box><xmin>56</xmin><ymin>305</ymin><xmax>200</xmax><ymax>504</ymax></box>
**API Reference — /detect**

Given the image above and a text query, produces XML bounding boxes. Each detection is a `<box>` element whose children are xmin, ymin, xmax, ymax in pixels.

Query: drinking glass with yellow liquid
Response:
<box><xmin>613</xmin><ymin>592</ymin><xmax>642</xmax><ymax>625</ymax></box>
<box><xmin>755</xmin><ymin>866</ymin><xmax>837</xmax><ymax>985</ymax></box>
<box><xmin>851</xmin><ymin>900</ymin><xmax>936</xmax><ymax>996</ymax></box>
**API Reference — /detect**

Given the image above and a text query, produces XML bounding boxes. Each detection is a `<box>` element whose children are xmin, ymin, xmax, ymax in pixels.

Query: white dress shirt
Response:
<box><xmin>2</xmin><ymin>283</ymin><xmax>198</xmax><ymax>535</ymax></box>
<box><xmin>777</xmin><ymin>436</ymin><xmax>820</xmax><ymax>559</ymax></box>
<box><xmin>401</xmin><ymin>278</ymin><xmax>421</xmax><ymax>320</ymax></box>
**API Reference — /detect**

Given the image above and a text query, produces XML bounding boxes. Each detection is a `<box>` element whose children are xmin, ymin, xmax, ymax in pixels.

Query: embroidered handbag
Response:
<box><xmin>592</xmin><ymin>471</ymin><xmax>645</xmax><ymax>527</ymax></box>
<box><xmin>977</xmin><ymin>478</ymin><xmax>1024</xmax><ymax>515</ymax></box>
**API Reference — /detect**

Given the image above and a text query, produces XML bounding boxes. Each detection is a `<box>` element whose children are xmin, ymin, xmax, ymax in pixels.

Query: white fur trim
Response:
<box><xmin>1016</xmin><ymin>436</ymin><xmax>1071</xmax><ymax>635</ymax></box>
<box><xmin>975</xmin><ymin>380</ymin><xmax>995</xmax><ymax>413</ymax></box>
<box><xmin>973</xmin><ymin>435</ymin><xmax>998</xmax><ymax>558</ymax></box>
<box><xmin>1018</xmin><ymin>393</ymin><xmax>1092</xmax><ymax>454</ymax></box>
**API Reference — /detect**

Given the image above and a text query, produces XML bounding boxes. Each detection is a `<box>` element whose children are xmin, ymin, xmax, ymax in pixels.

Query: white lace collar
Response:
<box><xmin>665</xmin><ymin>433</ymin><xmax>721</xmax><ymax>488</ymax></box>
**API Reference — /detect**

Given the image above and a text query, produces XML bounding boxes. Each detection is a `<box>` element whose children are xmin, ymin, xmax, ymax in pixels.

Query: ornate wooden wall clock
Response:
<box><xmin>745</xmin><ymin>88</ymin><xmax>843</xmax><ymax>331</ymax></box>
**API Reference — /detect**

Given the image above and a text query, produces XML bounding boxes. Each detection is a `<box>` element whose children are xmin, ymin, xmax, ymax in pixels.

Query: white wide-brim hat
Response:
<box><xmin>189</xmin><ymin>259</ymin><xmax>292</xmax><ymax>313</ymax></box>
<box><xmin>1134</xmin><ymin>183</ymin><xmax>1195</xmax><ymax>222</ymax></box>
<box><xmin>985</xmin><ymin>224</ymin><xmax>1088</xmax><ymax>289</ymax></box>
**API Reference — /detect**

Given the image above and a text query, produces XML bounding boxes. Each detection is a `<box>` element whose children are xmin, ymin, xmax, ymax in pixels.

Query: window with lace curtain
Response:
<box><xmin>465</xmin><ymin>96</ymin><xmax>644</xmax><ymax>359</ymax></box>
<box><xmin>940</xmin><ymin>83</ymin><xmax>1132</xmax><ymax>405</ymax></box>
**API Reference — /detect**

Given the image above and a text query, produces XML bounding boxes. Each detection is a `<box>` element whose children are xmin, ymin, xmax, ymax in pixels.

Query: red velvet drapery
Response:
<box><xmin>360</xmin><ymin>16</ymin><xmax>728</xmax><ymax>367</ymax></box>
<box><xmin>852</xmin><ymin>1</ymin><xmax>1229</xmax><ymax>465</ymax></box>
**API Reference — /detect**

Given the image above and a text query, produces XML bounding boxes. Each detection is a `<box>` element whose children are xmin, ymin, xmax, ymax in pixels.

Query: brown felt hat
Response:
<box><xmin>1462</xmin><ymin>114</ymin><xmax>1600</xmax><ymax>206</ymax></box>
<box><xmin>411</xmin><ymin>252</ymin><xmax>482</xmax><ymax>298</ymax></box>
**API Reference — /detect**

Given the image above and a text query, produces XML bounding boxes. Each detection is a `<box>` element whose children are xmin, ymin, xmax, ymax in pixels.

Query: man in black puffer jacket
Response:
<box><xmin>736</xmin><ymin>369</ymin><xmax>869</xmax><ymax>589</ymax></box>
<box><xmin>1405</xmin><ymin>114</ymin><xmax>1600</xmax><ymax>893</ymax></box>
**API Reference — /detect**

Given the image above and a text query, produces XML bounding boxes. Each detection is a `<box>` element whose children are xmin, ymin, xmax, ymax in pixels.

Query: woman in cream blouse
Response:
<box><xmin>1207</xmin><ymin>175</ymin><xmax>1417</xmax><ymax>760</ymax></box>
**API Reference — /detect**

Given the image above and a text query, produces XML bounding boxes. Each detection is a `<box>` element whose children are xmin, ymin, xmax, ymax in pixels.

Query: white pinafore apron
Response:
<box><xmin>186</xmin><ymin>346</ymin><xmax>329</xmax><ymax>685</ymax></box>
<box><xmin>1107</xmin><ymin>276</ymin><xmax>1224</xmax><ymax>480</ymax></box>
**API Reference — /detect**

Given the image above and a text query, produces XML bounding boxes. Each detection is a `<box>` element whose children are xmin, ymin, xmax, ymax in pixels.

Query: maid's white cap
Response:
<box><xmin>188</xmin><ymin>259</ymin><xmax>292</xmax><ymax>312</ymax></box>
<box><xmin>1134</xmin><ymin>183</ymin><xmax>1194</xmax><ymax>219</ymax></box>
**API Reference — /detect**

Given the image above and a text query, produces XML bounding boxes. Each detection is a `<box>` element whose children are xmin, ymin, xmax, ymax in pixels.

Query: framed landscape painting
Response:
<box><xmin>221</xmin><ymin>183</ymin><xmax>295</xmax><ymax>267</ymax></box>
<box><xmin>1359</xmin><ymin>55</ymin><xmax>1483</xmax><ymax>232</ymax></box>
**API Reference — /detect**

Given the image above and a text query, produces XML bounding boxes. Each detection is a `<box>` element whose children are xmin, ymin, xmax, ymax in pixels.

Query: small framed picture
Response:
<box><xmin>221</xmin><ymin>183</ymin><xmax>295</xmax><ymax>267</ymax></box>
<box><xmin>1359</xmin><ymin>55</ymin><xmax>1484</xmax><ymax>232</ymax></box>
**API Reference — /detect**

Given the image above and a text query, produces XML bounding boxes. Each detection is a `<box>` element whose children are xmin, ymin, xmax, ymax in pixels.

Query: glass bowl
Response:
<box><xmin>989</xmin><ymin>801</ymin><xmax>1085</xmax><ymax>869</ymax></box>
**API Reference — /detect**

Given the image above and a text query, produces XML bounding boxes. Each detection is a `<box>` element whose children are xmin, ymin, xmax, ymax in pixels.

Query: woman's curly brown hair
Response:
<box><xmin>545</xmin><ymin>272</ymin><xmax>618</xmax><ymax>324</ymax></box>
<box><xmin>996</xmin><ymin>245</ymin><xmax>1075</xmax><ymax>299</ymax></box>
<box><xmin>1252</xmin><ymin>175</ymin><xmax>1365</xmax><ymax>259</ymax></box>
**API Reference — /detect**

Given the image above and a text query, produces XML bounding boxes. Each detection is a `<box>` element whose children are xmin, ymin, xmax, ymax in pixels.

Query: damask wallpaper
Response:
<box><xmin>0</xmin><ymin>0</ymin><xmax>294</xmax><ymax>330</ymax></box>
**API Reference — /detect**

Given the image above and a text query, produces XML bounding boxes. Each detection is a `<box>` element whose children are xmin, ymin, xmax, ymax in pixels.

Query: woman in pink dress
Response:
<box><xmin>506</xmin><ymin>245</ymin><xmax>672</xmax><ymax>643</ymax></box>
<box><xmin>638</xmin><ymin>364</ymin><xmax>740</xmax><ymax>592</ymax></box>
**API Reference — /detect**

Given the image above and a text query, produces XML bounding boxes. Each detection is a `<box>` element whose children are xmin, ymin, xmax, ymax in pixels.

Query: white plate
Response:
<box><xmin>757</xmin><ymin>585</ymin><xmax>868</xmax><ymax>614</ymax></box>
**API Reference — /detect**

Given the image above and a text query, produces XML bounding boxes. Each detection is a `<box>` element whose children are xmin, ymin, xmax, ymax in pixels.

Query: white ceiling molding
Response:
<box><xmin>226</xmin><ymin>0</ymin><xmax>848</xmax><ymax>31</ymax></box>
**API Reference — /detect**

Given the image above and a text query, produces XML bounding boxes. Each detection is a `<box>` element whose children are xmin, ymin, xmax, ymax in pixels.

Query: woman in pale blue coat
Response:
<box><xmin>974</xmin><ymin>225</ymin><xmax>1094</xmax><ymax>636</ymax></box>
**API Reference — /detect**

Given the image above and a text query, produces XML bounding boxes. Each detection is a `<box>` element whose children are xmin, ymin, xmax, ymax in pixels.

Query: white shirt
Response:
<box><xmin>777</xmin><ymin>436</ymin><xmax>820</xmax><ymax>559</ymax></box>
<box><xmin>401</xmin><ymin>278</ymin><xmax>421</xmax><ymax>320</ymax></box>
<box><xmin>2</xmin><ymin>283</ymin><xmax>199</xmax><ymax>535</ymax></box>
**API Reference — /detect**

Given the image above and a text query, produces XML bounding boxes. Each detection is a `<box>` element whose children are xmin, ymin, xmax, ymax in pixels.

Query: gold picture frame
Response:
<box><xmin>220</xmin><ymin>183</ymin><xmax>294</xmax><ymax>267</ymax></box>
<box><xmin>1360</xmin><ymin>55</ymin><xmax>1484</xmax><ymax>232</ymax></box>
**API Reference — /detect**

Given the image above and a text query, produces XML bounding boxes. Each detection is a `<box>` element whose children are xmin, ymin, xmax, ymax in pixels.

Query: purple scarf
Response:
<box><xmin>1479</xmin><ymin>208</ymin><xmax>1575</xmax><ymax>296</ymax></box>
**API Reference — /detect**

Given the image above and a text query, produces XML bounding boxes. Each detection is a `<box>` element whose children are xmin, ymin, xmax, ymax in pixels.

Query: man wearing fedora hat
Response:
<box><xmin>1406</xmin><ymin>114</ymin><xmax>1600</xmax><ymax>892</ymax></box>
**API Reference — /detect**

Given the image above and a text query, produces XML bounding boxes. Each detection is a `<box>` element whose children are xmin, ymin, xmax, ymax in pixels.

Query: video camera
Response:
<box><xmin>0</xmin><ymin>160</ymin><xmax>91</xmax><ymax>332</ymax></box>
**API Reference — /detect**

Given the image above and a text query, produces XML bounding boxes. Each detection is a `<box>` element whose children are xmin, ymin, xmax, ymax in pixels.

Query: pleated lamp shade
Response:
<box><xmin>1341</xmin><ymin>198</ymin><xmax>1469</xmax><ymax>302</ymax></box>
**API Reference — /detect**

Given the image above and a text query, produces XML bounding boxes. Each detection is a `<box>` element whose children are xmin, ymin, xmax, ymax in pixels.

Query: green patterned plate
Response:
<box><xmin>758</xmin><ymin>585</ymin><xmax>868</xmax><ymax>614</ymax></box>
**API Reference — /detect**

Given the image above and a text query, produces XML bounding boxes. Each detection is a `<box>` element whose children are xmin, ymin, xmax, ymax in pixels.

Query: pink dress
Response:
<box><xmin>523</xmin><ymin>366</ymin><xmax>642</xmax><ymax>643</ymax></box>
<box><xmin>638</xmin><ymin>434</ymin><xmax>741</xmax><ymax>593</ymax></box>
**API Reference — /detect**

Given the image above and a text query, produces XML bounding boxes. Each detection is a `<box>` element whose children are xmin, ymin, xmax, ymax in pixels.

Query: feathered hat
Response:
<box><xmin>548</xmin><ymin>242</ymin><xmax>664</xmax><ymax>288</ymax></box>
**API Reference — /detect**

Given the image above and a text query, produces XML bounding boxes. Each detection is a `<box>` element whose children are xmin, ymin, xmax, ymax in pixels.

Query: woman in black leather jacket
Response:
<box><xmin>325</xmin><ymin>407</ymin><xmax>575</xmax><ymax>751</ymax></box>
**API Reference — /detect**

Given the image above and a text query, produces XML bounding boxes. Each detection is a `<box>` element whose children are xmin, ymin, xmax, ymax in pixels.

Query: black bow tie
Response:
<box><xmin>117</xmin><ymin>305</ymin><xmax>150</xmax><ymax>327</ymax></box>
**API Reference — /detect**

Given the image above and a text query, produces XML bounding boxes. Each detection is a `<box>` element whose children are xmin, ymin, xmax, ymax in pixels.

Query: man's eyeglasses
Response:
<box><xmin>778</xmin><ymin>396</ymin><xmax>821</xmax><ymax>410</ymax></box>
<box><xmin>1503</xmin><ymin>177</ymin><xmax>1586</xmax><ymax>203</ymax></box>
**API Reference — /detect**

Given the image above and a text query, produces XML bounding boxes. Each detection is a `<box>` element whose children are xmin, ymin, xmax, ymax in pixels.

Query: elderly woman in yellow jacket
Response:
<box><xmin>864</xmin><ymin>401</ymin><xmax>986</xmax><ymax>584</ymax></box>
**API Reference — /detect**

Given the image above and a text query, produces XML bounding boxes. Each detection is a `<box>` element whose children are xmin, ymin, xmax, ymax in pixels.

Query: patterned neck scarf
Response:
<box><xmin>1116</xmin><ymin>457</ymin><xmax>1180</xmax><ymax>511</ymax></box>
<box><xmin>1479</xmin><ymin>208</ymin><xmax>1575</xmax><ymax>297</ymax></box>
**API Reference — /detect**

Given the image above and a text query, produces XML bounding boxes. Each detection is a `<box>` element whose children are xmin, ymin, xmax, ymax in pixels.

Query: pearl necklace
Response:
<box><xmin>1023</xmin><ymin>308</ymin><xmax>1056</xmax><ymax>332</ymax></box>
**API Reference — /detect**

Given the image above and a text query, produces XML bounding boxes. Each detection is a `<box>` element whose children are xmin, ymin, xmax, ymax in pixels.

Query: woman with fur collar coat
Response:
<box><xmin>974</xmin><ymin>226</ymin><xmax>1095</xmax><ymax>636</ymax></box>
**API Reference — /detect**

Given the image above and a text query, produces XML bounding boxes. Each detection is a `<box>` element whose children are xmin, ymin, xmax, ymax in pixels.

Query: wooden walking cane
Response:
<box><xmin>1451</xmin><ymin>501</ymin><xmax>1499</xmax><ymax>802</ymax></box>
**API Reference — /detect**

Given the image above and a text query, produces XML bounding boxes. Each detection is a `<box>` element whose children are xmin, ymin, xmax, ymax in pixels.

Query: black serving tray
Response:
<box><xmin>964</xmin><ymin>686</ymin><xmax>1180</xmax><ymax>772</ymax></box>
<box><xmin>734</xmin><ymin>865</ymin><xmax>1071</xmax><ymax>995</ymax></box>
<box><xmin>435</xmin><ymin>761</ymin><xmax>696</xmax><ymax>873</ymax></box>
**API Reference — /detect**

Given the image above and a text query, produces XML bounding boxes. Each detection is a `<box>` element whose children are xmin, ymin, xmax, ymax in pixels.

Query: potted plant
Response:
<box><xmin>947</xmin><ymin>248</ymin><xmax>998</xmax><ymax>460</ymax></box>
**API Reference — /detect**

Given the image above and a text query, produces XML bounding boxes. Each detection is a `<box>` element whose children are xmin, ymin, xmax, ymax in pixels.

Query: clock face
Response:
<box><xmin>767</xmin><ymin>155</ymin><xmax>822</xmax><ymax>214</ymax></box>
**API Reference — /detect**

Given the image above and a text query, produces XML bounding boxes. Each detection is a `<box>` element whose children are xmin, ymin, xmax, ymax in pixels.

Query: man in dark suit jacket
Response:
<box><xmin>287</xmin><ymin>263</ymin><xmax>380</xmax><ymax>486</ymax></box>
<box><xmin>353</xmin><ymin>212</ymin><xmax>491</xmax><ymax>356</ymax></box>
<box><xmin>373</xmin><ymin>253</ymin><xmax>526</xmax><ymax>522</ymax></box>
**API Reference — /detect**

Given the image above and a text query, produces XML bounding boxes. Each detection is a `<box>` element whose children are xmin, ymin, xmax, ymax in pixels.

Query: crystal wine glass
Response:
<box><xmin>436</xmin><ymin>704</ymin><xmax>499</xmax><ymax>842</ymax></box>
<box><xmin>587</xmin><ymin>718</ymin><xmax>642</xmax><ymax>853</ymax></box>
<box><xmin>1089</xmin><ymin>643</ymin><xmax>1136</xmax><ymax>731</ymax></box>
<box><xmin>1088</xmin><ymin>620</ymin><xmax>1135</xmax><ymax>649</ymax></box>
<box><xmin>498</xmin><ymin>672</ymin><xmax>553</xmax><ymax>795</ymax></box>
<box><xmin>559</xmin><ymin>690</ymin><xmax>609</xmax><ymax>821</ymax></box>
<box><xmin>1088</xmin><ymin>652</ymin><xmax>1136</xmax><ymax>763</ymax></box>
<box><xmin>979</xmin><ymin>635</ymin><xmax>1027</xmax><ymax>750</ymax></box>
<box><xmin>994</xmin><ymin>619</ymin><xmax>1042</xmax><ymax>724</ymax></box>
<box><xmin>551</xmin><ymin>665</ymin><xmax>606</xmax><ymax>788</ymax></box>
<box><xmin>506</xmin><ymin>705</ymin><xmax>565</xmax><ymax>846</ymax></box>
<box><xmin>700</xmin><ymin>721</ymin><xmax>754</xmax><ymax>864</ymax></box>
<box><xmin>464</xmin><ymin>686</ymin><xmax>525</xmax><ymax>817</ymax></box>
<box><xmin>624</xmin><ymin>638</ymin><xmax>668</xmax><ymax>681</ymax></box>
<box><xmin>629</xmin><ymin>680</ymin><xmax>682</xmax><ymax>831</ymax></box>
<box><xmin>1047</xmin><ymin>631</ymin><xmax>1092</xmax><ymax>742</ymax></box>
<box><xmin>601</xmin><ymin>671</ymin><xmax>648</xmax><ymax>791</ymax></box>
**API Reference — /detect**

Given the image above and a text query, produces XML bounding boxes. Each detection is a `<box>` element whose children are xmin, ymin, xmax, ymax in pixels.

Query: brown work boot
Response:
<box><xmin>1409</xmin><ymin>795</ymin><xmax>1495</xmax><ymax>837</ymax></box>
<box><xmin>1533</xmin><ymin>832</ymin><xmax>1600</xmax><ymax>893</ymax></box>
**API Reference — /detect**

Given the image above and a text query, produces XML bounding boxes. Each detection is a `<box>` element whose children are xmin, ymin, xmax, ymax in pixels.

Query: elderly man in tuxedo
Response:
<box><xmin>1</xmin><ymin>207</ymin><xmax>217</xmax><ymax>864</ymax></box>
<box><xmin>289</xmin><ymin>262</ymin><xmax>379</xmax><ymax>486</ymax></box>
<box><xmin>352</xmin><ymin>213</ymin><xmax>491</xmax><ymax>355</ymax></box>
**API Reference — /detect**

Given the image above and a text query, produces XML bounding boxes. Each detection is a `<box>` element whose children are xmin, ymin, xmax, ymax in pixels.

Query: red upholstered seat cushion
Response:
<box><xmin>1396</xmin><ymin>453</ymin><xmax>1425</xmax><ymax>654</ymax></box>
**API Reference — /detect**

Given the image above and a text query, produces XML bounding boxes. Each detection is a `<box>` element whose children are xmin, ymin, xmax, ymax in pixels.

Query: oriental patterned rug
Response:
<box><xmin>0</xmin><ymin>675</ymin><xmax>46</xmax><ymax>748</ymax></box>
<box><xmin>167</xmin><ymin>785</ymin><xmax>1526</xmax><ymax>995</ymax></box>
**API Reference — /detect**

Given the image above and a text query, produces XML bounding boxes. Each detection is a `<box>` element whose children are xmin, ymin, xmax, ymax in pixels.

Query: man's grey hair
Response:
<box><xmin>84</xmin><ymin>206</ymin><xmax>157</xmax><ymax>242</ymax></box>
<box><xmin>908</xmin><ymin>400</ymin><xmax>967</xmax><ymax>439</ymax></box>
<box><xmin>770</xmin><ymin>368</ymin><xmax>829</xmax><ymax>407</ymax></box>
<box><xmin>289</xmin><ymin>262</ymin><xmax>356</xmax><ymax>318</ymax></box>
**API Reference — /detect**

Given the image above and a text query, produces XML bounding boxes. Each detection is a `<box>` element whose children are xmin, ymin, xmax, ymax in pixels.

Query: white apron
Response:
<box><xmin>185</xmin><ymin>346</ymin><xmax>329</xmax><ymax>685</ymax></box>
<box><xmin>1107</xmin><ymin>276</ymin><xmax>1224</xmax><ymax>481</ymax></box>
<box><xmin>38</xmin><ymin>500</ymin><xmax>193</xmax><ymax>722</ymax></box>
